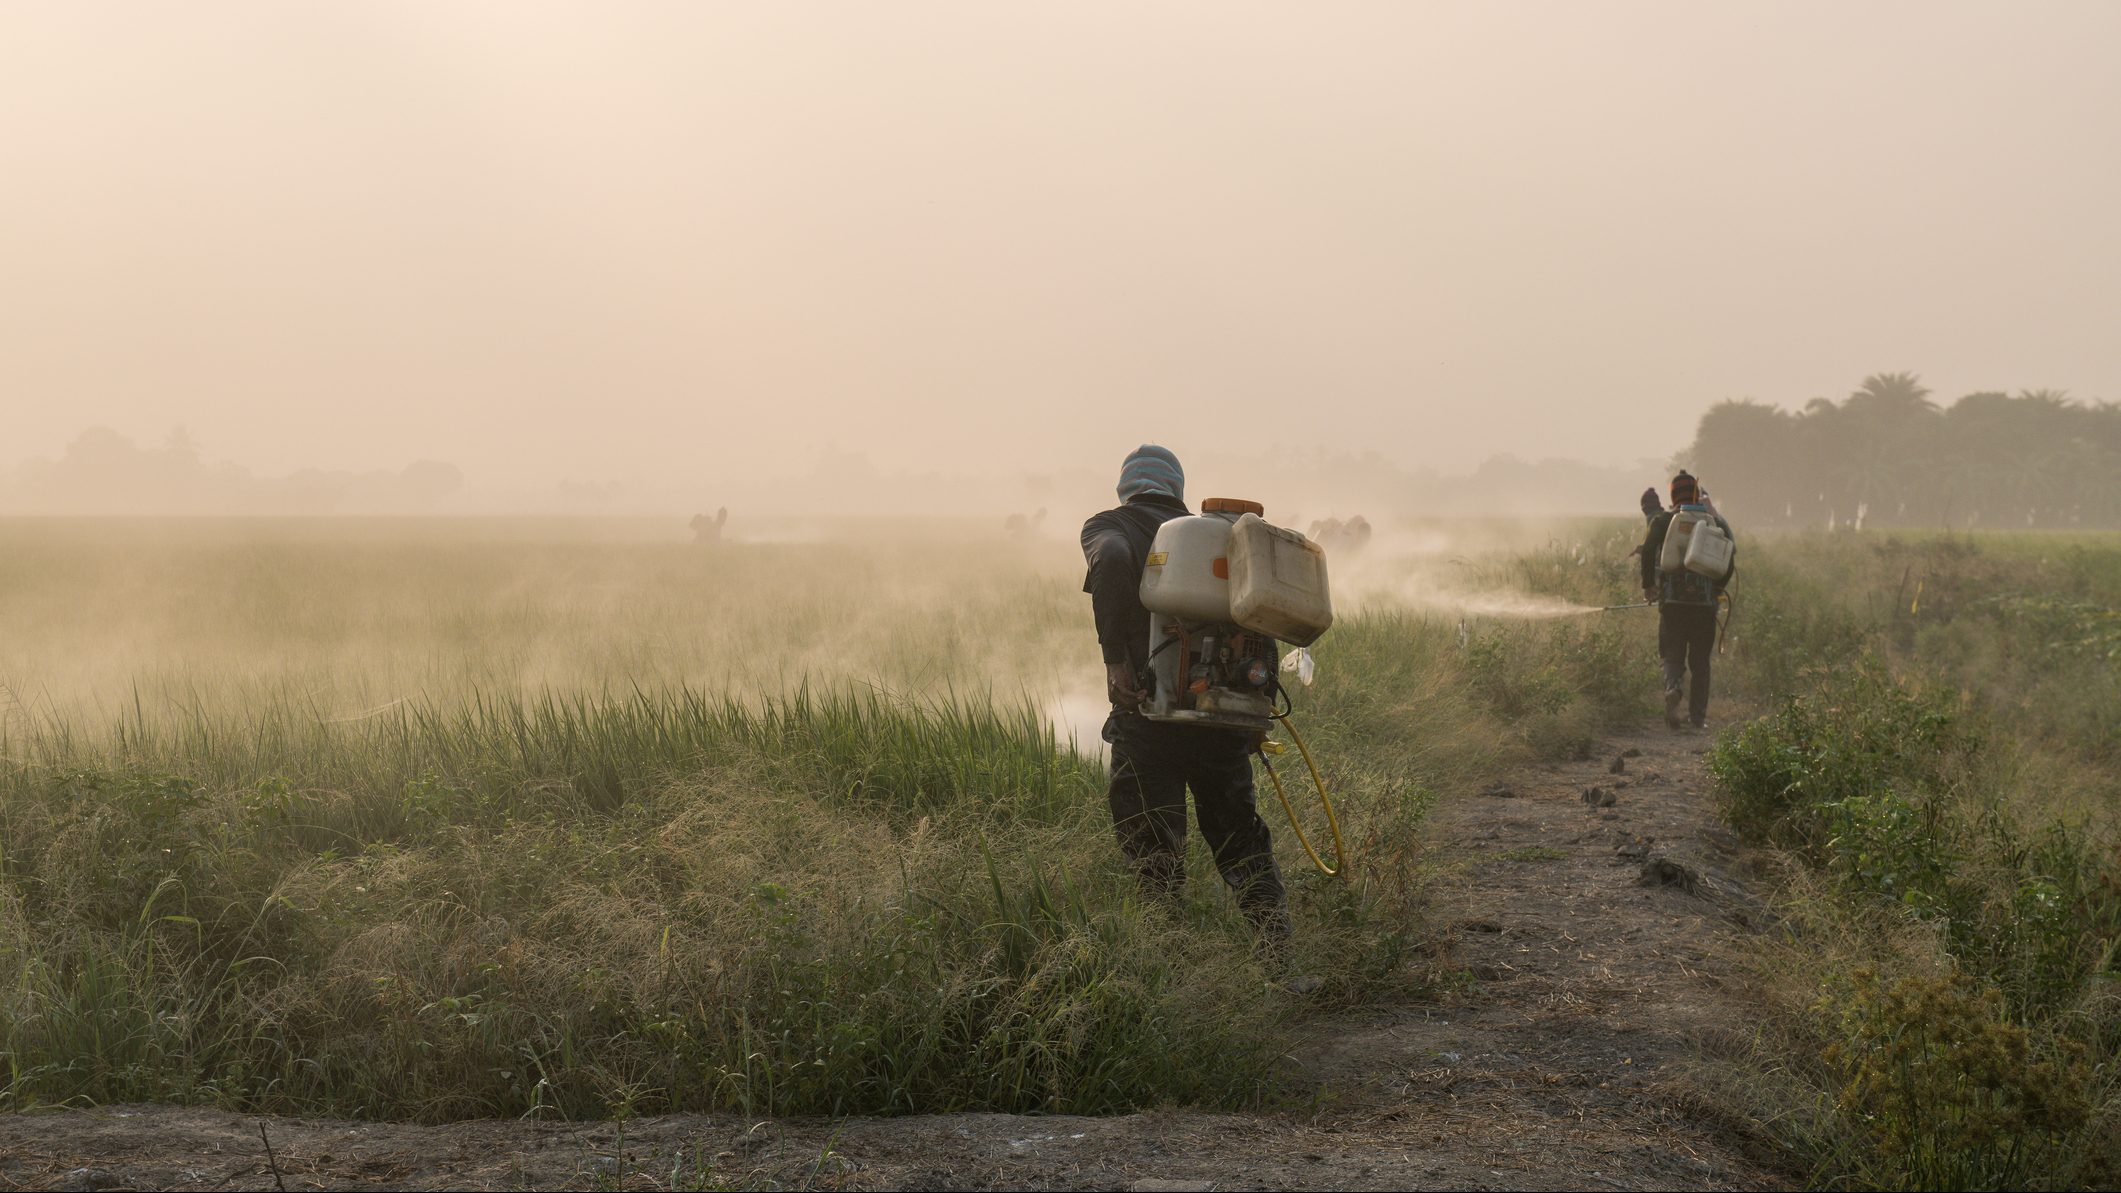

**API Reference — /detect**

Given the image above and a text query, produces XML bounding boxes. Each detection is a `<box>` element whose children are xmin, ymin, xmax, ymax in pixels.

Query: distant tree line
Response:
<box><xmin>2</xmin><ymin>427</ymin><xmax>463</xmax><ymax>515</ymax></box>
<box><xmin>1679</xmin><ymin>373</ymin><xmax>2121</xmax><ymax>530</ymax></box>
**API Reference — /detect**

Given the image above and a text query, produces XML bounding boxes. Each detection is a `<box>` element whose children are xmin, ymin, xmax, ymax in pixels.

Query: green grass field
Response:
<box><xmin>0</xmin><ymin>517</ymin><xmax>1651</xmax><ymax>1122</ymax></box>
<box><xmin>6</xmin><ymin>516</ymin><xmax>2115</xmax><ymax>1188</ymax></box>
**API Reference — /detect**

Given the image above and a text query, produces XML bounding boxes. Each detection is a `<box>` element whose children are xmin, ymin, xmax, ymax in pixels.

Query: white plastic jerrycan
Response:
<box><xmin>1227</xmin><ymin>513</ymin><xmax>1333</xmax><ymax>646</ymax></box>
<box><xmin>1684</xmin><ymin>517</ymin><xmax>1733</xmax><ymax>578</ymax></box>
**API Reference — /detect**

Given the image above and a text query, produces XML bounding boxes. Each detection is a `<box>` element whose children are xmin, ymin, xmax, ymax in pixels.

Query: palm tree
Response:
<box><xmin>1849</xmin><ymin>371</ymin><xmax>1937</xmax><ymax>412</ymax></box>
<box><xmin>1840</xmin><ymin>373</ymin><xmax>1943</xmax><ymax>522</ymax></box>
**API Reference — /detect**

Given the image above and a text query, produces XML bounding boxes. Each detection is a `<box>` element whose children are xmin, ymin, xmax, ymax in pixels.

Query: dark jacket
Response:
<box><xmin>1641</xmin><ymin>508</ymin><xmax>1735</xmax><ymax>605</ymax></box>
<box><xmin>1081</xmin><ymin>493</ymin><xmax>1191</xmax><ymax>678</ymax></box>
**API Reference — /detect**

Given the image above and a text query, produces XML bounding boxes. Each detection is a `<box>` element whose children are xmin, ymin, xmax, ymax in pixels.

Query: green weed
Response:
<box><xmin>1704</xmin><ymin>531</ymin><xmax>2121</xmax><ymax>1190</ymax></box>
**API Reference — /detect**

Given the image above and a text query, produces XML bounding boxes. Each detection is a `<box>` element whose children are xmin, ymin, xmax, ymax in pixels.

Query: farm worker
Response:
<box><xmin>689</xmin><ymin>507</ymin><xmax>728</xmax><ymax>544</ymax></box>
<box><xmin>1640</xmin><ymin>471</ymin><xmax>1736</xmax><ymax>731</ymax></box>
<box><xmin>1080</xmin><ymin>445</ymin><xmax>1292</xmax><ymax>948</ymax></box>
<box><xmin>1625</xmin><ymin>487</ymin><xmax>1665</xmax><ymax>560</ymax></box>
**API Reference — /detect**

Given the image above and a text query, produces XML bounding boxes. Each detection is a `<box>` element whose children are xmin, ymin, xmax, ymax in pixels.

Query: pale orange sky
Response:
<box><xmin>3</xmin><ymin>2</ymin><xmax>2117</xmax><ymax>499</ymax></box>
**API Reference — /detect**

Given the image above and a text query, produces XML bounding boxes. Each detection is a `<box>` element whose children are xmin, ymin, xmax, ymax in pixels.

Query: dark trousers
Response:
<box><xmin>1104</xmin><ymin>712</ymin><xmax>1289</xmax><ymax>936</ymax></box>
<box><xmin>1659</xmin><ymin>603</ymin><xmax>1719</xmax><ymax>722</ymax></box>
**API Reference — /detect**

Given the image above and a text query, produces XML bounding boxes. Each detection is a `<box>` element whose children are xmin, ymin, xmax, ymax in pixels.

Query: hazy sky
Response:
<box><xmin>4</xmin><ymin>2</ymin><xmax>2117</xmax><ymax>496</ymax></box>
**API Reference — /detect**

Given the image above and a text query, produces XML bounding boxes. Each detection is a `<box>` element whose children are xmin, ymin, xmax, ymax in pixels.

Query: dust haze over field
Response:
<box><xmin>0</xmin><ymin>514</ymin><xmax>1621</xmax><ymax>766</ymax></box>
<box><xmin>4</xmin><ymin>2</ymin><xmax>2120</xmax><ymax>518</ymax></box>
<box><xmin>8</xmin><ymin>8</ymin><xmax>2121</xmax><ymax>1191</ymax></box>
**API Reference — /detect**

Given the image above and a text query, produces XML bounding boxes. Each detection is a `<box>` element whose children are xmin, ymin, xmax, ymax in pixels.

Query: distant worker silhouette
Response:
<box><xmin>1305</xmin><ymin>516</ymin><xmax>1371</xmax><ymax>559</ymax></box>
<box><xmin>1625</xmin><ymin>487</ymin><xmax>1664</xmax><ymax>561</ymax></box>
<box><xmin>1640</xmin><ymin>472</ymin><xmax>1736</xmax><ymax>731</ymax></box>
<box><xmin>690</xmin><ymin>508</ymin><xmax>728</xmax><ymax>545</ymax></box>
<box><xmin>1341</xmin><ymin>514</ymin><xmax>1373</xmax><ymax>557</ymax></box>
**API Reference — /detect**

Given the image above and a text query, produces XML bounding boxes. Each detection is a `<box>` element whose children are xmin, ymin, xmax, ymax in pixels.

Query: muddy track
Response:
<box><xmin>0</xmin><ymin>727</ymin><xmax>1790</xmax><ymax>1192</ymax></box>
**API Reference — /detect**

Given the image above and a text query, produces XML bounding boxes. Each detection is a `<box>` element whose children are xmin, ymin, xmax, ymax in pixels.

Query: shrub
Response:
<box><xmin>1709</xmin><ymin>666</ymin><xmax>1976</xmax><ymax>857</ymax></box>
<box><xmin>1818</xmin><ymin>969</ymin><xmax>2093</xmax><ymax>1191</ymax></box>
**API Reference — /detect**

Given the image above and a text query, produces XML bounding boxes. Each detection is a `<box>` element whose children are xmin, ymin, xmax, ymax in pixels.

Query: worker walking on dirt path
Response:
<box><xmin>1640</xmin><ymin>471</ymin><xmax>1735</xmax><ymax>731</ymax></box>
<box><xmin>1081</xmin><ymin>445</ymin><xmax>1293</xmax><ymax>949</ymax></box>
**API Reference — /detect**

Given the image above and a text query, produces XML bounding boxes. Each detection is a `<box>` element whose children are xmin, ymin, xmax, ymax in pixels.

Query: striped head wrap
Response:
<box><xmin>1670</xmin><ymin>471</ymin><xmax>1699</xmax><ymax>505</ymax></box>
<box><xmin>1117</xmin><ymin>444</ymin><xmax>1184</xmax><ymax>502</ymax></box>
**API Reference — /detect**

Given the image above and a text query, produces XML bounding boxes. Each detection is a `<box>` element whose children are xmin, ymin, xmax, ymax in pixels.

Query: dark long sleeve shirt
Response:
<box><xmin>1641</xmin><ymin>509</ymin><xmax>1736</xmax><ymax>604</ymax></box>
<box><xmin>1081</xmin><ymin>493</ymin><xmax>1191</xmax><ymax>676</ymax></box>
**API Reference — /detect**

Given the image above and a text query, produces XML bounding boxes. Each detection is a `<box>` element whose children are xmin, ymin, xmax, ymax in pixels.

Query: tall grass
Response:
<box><xmin>1</xmin><ymin>687</ymin><xmax>1281</xmax><ymax>1118</ymax></box>
<box><xmin>0</xmin><ymin>518</ymin><xmax>1656</xmax><ymax>1121</ymax></box>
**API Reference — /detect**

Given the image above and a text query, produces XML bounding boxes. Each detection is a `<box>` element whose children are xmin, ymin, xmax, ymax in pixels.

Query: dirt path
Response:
<box><xmin>0</xmin><ymin>727</ymin><xmax>1787</xmax><ymax>1192</ymax></box>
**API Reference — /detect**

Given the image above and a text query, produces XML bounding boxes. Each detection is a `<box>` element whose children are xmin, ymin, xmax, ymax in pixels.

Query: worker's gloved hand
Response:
<box><xmin>1106</xmin><ymin>663</ymin><xmax>1148</xmax><ymax>710</ymax></box>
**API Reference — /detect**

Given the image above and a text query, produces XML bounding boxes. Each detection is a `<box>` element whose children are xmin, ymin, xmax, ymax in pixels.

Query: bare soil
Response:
<box><xmin>0</xmin><ymin>727</ymin><xmax>1791</xmax><ymax>1192</ymax></box>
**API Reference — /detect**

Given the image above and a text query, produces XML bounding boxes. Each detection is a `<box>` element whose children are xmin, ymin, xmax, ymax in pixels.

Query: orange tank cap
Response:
<box><xmin>1201</xmin><ymin>497</ymin><xmax>1264</xmax><ymax>516</ymax></box>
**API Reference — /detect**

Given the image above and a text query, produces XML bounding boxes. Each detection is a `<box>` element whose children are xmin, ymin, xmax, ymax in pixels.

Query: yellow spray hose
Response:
<box><xmin>1260</xmin><ymin>713</ymin><xmax>1348</xmax><ymax>878</ymax></box>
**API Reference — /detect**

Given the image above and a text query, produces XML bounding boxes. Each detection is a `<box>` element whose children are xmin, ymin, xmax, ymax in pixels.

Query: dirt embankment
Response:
<box><xmin>1</xmin><ymin>729</ymin><xmax>1788</xmax><ymax>1192</ymax></box>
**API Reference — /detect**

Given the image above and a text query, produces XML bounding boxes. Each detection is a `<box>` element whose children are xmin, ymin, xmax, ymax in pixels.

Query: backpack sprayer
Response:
<box><xmin>1137</xmin><ymin>498</ymin><xmax>1347</xmax><ymax>876</ymax></box>
<box><xmin>1605</xmin><ymin>505</ymin><xmax>1737</xmax><ymax>648</ymax></box>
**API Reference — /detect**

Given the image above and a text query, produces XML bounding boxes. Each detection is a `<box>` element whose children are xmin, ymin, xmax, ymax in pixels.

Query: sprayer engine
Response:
<box><xmin>1144</xmin><ymin>615</ymin><xmax>1281</xmax><ymax>729</ymax></box>
<box><xmin>1137</xmin><ymin>498</ymin><xmax>1334</xmax><ymax>733</ymax></box>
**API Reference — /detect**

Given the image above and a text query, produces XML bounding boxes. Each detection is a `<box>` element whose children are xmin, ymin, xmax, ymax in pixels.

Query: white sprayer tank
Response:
<box><xmin>1658</xmin><ymin>508</ymin><xmax>1707</xmax><ymax>573</ymax></box>
<box><xmin>1138</xmin><ymin>502</ymin><xmax>1245</xmax><ymax>621</ymax></box>
<box><xmin>1227</xmin><ymin>513</ymin><xmax>1333</xmax><ymax>646</ymax></box>
<box><xmin>1684</xmin><ymin>518</ymin><xmax>1733</xmax><ymax>578</ymax></box>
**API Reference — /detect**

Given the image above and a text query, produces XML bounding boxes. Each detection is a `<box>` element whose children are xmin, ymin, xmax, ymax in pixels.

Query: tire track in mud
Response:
<box><xmin>0</xmin><ymin>728</ymin><xmax>1789</xmax><ymax>1192</ymax></box>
